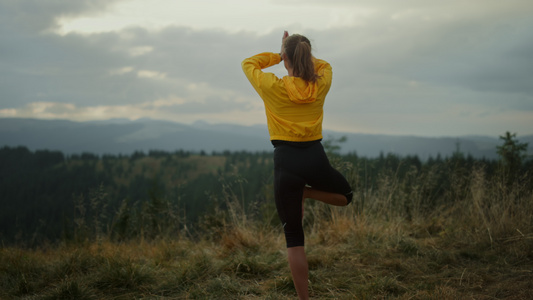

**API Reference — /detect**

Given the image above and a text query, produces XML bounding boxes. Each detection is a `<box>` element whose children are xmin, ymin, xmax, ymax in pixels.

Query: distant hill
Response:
<box><xmin>1</xmin><ymin>118</ymin><xmax>531</xmax><ymax>160</ymax></box>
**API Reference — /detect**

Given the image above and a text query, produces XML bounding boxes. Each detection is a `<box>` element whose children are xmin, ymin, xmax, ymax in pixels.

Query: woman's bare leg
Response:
<box><xmin>287</xmin><ymin>246</ymin><xmax>309</xmax><ymax>300</ymax></box>
<box><xmin>303</xmin><ymin>186</ymin><xmax>348</xmax><ymax>206</ymax></box>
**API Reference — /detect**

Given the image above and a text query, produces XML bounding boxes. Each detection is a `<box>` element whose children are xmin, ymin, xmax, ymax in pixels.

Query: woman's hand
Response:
<box><xmin>280</xmin><ymin>31</ymin><xmax>289</xmax><ymax>59</ymax></box>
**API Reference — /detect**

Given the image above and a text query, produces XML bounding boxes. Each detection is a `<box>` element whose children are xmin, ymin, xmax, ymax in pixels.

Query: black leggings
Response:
<box><xmin>273</xmin><ymin>142</ymin><xmax>353</xmax><ymax>248</ymax></box>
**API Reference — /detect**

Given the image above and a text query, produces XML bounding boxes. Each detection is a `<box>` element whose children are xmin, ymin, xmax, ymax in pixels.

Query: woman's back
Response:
<box><xmin>241</xmin><ymin>46</ymin><xmax>332</xmax><ymax>142</ymax></box>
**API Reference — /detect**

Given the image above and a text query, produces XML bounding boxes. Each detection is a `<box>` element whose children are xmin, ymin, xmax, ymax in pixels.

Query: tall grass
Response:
<box><xmin>1</xmin><ymin>158</ymin><xmax>532</xmax><ymax>299</ymax></box>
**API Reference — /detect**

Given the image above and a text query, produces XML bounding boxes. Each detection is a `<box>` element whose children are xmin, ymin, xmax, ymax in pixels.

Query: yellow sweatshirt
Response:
<box><xmin>241</xmin><ymin>52</ymin><xmax>332</xmax><ymax>142</ymax></box>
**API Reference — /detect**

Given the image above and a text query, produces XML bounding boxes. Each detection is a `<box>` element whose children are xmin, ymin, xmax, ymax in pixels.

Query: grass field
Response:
<box><xmin>1</xmin><ymin>165</ymin><xmax>532</xmax><ymax>299</ymax></box>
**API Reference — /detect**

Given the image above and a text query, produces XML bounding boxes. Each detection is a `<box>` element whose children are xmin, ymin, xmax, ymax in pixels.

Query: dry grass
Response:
<box><xmin>1</xmin><ymin>166</ymin><xmax>532</xmax><ymax>299</ymax></box>
<box><xmin>1</xmin><ymin>219</ymin><xmax>531</xmax><ymax>299</ymax></box>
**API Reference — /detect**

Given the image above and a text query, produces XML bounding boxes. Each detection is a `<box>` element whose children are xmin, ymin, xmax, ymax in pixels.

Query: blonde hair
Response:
<box><xmin>283</xmin><ymin>34</ymin><xmax>318</xmax><ymax>83</ymax></box>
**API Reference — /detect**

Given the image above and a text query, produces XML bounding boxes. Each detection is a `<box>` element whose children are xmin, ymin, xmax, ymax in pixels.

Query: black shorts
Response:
<box><xmin>273</xmin><ymin>141</ymin><xmax>353</xmax><ymax>248</ymax></box>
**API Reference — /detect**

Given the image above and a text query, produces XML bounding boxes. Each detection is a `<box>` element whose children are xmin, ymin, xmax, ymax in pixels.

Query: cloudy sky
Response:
<box><xmin>1</xmin><ymin>0</ymin><xmax>532</xmax><ymax>137</ymax></box>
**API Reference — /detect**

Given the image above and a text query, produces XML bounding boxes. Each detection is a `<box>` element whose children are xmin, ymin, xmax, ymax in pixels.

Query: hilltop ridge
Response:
<box><xmin>1</xmin><ymin>118</ymin><xmax>531</xmax><ymax>159</ymax></box>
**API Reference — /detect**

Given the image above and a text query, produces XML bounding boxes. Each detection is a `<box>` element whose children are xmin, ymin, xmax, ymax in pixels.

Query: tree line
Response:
<box><xmin>0</xmin><ymin>132</ymin><xmax>530</xmax><ymax>246</ymax></box>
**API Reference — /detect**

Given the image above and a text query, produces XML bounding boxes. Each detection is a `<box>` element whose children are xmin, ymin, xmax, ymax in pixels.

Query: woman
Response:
<box><xmin>242</xmin><ymin>31</ymin><xmax>353</xmax><ymax>300</ymax></box>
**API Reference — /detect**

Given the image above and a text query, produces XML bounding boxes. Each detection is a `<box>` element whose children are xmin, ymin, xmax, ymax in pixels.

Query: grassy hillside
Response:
<box><xmin>1</xmin><ymin>162</ymin><xmax>532</xmax><ymax>299</ymax></box>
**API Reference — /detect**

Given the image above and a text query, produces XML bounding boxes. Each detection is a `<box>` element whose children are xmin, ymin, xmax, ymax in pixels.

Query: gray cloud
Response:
<box><xmin>0</xmin><ymin>0</ymin><xmax>532</xmax><ymax>136</ymax></box>
<box><xmin>310</xmin><ymin>3</ymin><xmax>533</xmax><ymax>116</ymax></box>
<box><xmin>0</xmin><ymin>0</ymin><xmax>118</xmax><ymax>33</ymax></box>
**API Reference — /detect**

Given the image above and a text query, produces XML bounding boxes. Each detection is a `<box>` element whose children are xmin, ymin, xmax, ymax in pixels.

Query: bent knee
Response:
<box><xmin>345</xmin><ymin>191</ymin><xmax>353</xmax><ymax>205</ymax></box>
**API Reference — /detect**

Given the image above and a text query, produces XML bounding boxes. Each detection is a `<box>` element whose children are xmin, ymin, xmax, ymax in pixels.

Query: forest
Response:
<box><xmin>1</xmin><ymin>133</ymin><xmax>530</xmax><ymax>247</ymax></box>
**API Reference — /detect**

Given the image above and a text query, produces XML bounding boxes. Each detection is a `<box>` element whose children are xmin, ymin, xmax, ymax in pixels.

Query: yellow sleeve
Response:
<box><xmin>313</xmin><ymin>58</ymin><xmax>332</xmax><ymax>78</ymax></box>
<box><xmin>241</xmin><ymin>52</ymin><xmax>282</xmax><ymax>93</ymax></box>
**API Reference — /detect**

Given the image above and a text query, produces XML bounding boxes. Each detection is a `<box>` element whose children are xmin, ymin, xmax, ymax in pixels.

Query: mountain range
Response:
<box><xmin>1</xmin><ymin>118</ymin><xmax>531</xmax><ymax>160</ymax></box>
